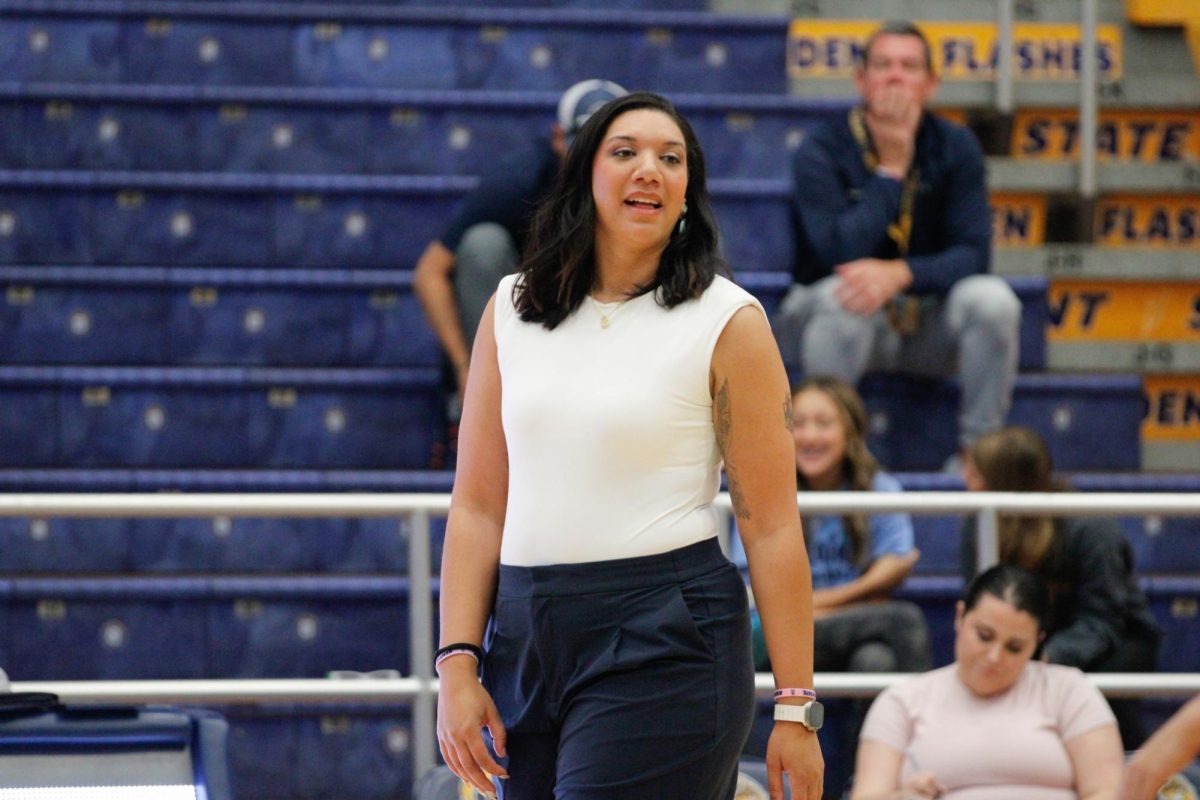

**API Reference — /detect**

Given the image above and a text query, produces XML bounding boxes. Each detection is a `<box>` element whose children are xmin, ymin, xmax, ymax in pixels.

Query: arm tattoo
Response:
<box><xmin>715</xmin><ymin>378</ymin><xmax>751</xmax><ymax>521</ymax></box>
<box><xmin>783</xmin><ymin>393</ymin><xmax>793</xmax><ymax>431</ymax></box>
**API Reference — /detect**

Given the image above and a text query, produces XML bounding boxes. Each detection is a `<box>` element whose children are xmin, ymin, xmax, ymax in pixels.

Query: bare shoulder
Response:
<box><xmin>713</xmin><ymin>303</ymin><xmax>775</xmax><ymax>367</ymax></box>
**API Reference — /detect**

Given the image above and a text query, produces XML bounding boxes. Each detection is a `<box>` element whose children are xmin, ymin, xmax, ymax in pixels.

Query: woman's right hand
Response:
<box><xmin>898</xmin><ymin>771</ymin><xmax>944</xmax><ymax>799</ymax></box>
<box><xmin>436</xmin><ymin>658</ymin><xmax>508</xmax><ymax>797</ymax></box>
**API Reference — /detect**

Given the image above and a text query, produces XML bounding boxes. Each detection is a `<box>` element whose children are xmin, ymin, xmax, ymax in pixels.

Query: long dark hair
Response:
<box><xmin>962</xmin><ymin>563</ymin><xmax>1050</xmax><ymax>633</ymax></box>
<box><xmin>793</xmin><ymin>376</ymin><xmax>879</xmax><ymax>566</ymax></box>
<box><xmin>970</xmin><ymin>426</ymin><xmax>1067</xmax><ymax>571</ymax></box>
<box><xmin>513</xmin><ymin>91</ymin><xmax>726</xmax><ymax>329</ymax></box>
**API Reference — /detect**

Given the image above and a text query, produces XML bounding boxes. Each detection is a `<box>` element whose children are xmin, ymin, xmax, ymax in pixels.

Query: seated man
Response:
<box><xmin>774</xmin><ymin>20</ymin><xmax>1020</xmax><ymax>466</ymax></box>
<box><xmin>413</xmin><ymin>79</ymin><xmax>627</xmax><ymax>407</ymax></box>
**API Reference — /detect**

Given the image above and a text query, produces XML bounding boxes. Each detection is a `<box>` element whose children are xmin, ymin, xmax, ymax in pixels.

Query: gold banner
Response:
<box><xmin>1094</xmin><ymin>196</ymin><xmax>1200</xmax><ymax>247</ymax></box>
<box><xmin>1048</xmin><ymin>280</ymin><xmax>1200</xmax><ymax>341</ymax></box>
<box><xmin>990</xmin><ymin>193</ymin><xmax>1046</xmax><ymax>246</ymax></box>
<box><xmin>1012</xmin><ymin>110</ymin><xmax>1200</xmax><ymax>161</ymax></box>
<box><xmin>1125</xmin><ymin>0</ymin><xmax>1199</xmax><ymax>26</ymax></box>
<box><xmin>1143</xmin><ymin>376</ymin><xmax>1200</xmax><ymax>441</ymax></box>
<box><xmin>787</xmin><ymin>20</ymin><xmax>1123</xmax><ymax>81</ymax></box>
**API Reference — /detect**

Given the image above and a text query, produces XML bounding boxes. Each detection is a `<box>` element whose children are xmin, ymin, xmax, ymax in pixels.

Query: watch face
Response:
<box><xmin>807</xmin><ymin>701</ymin><xmax>824</xmax><ymax>730</ymax></box>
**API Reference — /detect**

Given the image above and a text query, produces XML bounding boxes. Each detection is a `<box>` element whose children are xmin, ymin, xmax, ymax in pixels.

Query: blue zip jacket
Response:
<box><xmin>790</xmin><ymin>109</ymin><xmax>992</xmax><ymax>296</ymax></box>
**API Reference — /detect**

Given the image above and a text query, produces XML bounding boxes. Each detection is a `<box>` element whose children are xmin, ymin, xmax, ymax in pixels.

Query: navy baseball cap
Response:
<box><xmin>557</xmin><ymin>79</ymin><xmax>628</xmax><ymax>139</ymax></box>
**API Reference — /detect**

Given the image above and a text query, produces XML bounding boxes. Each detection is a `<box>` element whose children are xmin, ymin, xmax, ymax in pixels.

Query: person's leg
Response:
<box><xmin>802</xmin><ymin>276</ymin><xmax>894</xmax><ymax>383</ymax></box>
<box><xmin>454</xmin><ymin>222</ymin><xmax>518</xmax><ymax>350</ymax></box>
<box><xmin>846</xmin><ymin>641</ymin><xmax>897</xmax><ymax>672</ymax></box>
<box><xmin>814</xmin><ymin>602</ymin><xmax>932</xmax><ymax>673</ymax></box>
<box><xmin>772</xmin><ymin>282</ymin><xmax>818</xmax><ymax>369</ymax></box>
<box><xmin>1073</xmin><ymin>629</ymin><xmax>1161</xmax><ymax>750</ymax></box>
<box><xmin>941</xmin><ymin>275</ymin><xmax>1021</xmax><ymax>451</ymax></box>
<box><xmin>554</xmin><ymin>562</ymin><xmax>755</xmax><ymax>800</ymax></box>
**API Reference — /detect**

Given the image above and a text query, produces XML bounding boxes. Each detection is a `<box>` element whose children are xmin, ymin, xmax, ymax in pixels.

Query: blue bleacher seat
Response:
<box><xmin>225</xmin><ymin>706</ymin><xmax>414</xmax><ymax>800</ymax></box>
<box><xmin>0</xmin><ymin>468</ymin><xmax>452</xmax><ymax>575</ymax></box>
<box><xmin>710</xmin><ymin>179</ymin><xmax>793</xmax><ymax>274</ymax></box>
<box><xmin>0</xmin><ymin>190</ymin><xmax>92</xmax><ymax>263</ymax></box>
<box><xmin>207</xmin><ymin>576</ymin><xmax>414</xmax><ymax>677</ymax></box>
<box><xmin>0</xmin><ymin>366</ymin><xmax>444</xmax><ymax>468</ymax></box>
<box><xmin>122</xmin><ymin>19</ymin><xmax>294</xmax><ymax>87</ymax></box>
<box><xmin>0</xmin><ymin>517</ymin><xmax>137</xmax><ymax>572</ymax></box>
<box><xmin>204</xmin><ymin>104</ymin><xmax>371</xmax><ymax>175</ymax></box>
<box><xmin>1073</xmin><ymin>474</ymin><xmax>1200</xmax><ymax>573</ymax></box>
<box><xmin>293</xmin><ymin>26</ymin><xmax>457</xmax><ymax>91</ymax></box>
<box><xmin>91</xmin><ymin>190</ymin><xmax>277</xmax><ymax>265</ymax></box>
<box><xmin>2</xmin><ymin>576</ymin><xmax>210</xmax><ymax>679</ymax></box>
<box><xmin>0</xmin><ymin>266</ymin><xmax>439</xmax><ymax>366</ymax></box>
<box><xmin>1009</xmin><ymin>275</ymin><xmax>1048</xmax><ymax>372</ymax></box>
<box><xmin>0</xmin><ymin>20</ymin><xmax>123</xmax><ymax>83</ymax></box>
<box><xmin>0</xmin><ymin>267</ymin><xmax>427</xmax><ymax>366</ymax></box>
<box><xmin>1144</xmin><ymin>576</ymin><xmax>1200</xmax><ymax>673</ymax></box>
<box><xmin>0</xmin><ymin>173</ymin><xmax>798</xmax><ymax>271</ymax></box>
<box><xmin>11</xmin><ymin>101</ymin><xmax>197</xmax><ymax>172</ymax></box>
<box><xmin>2</xmin><ymin>87</ymin><xmax>854</xmax><ymax>178</ymax></box>
<box><xmin>0</xmin><ymin>513</ymin><xmax>443</xmax><ymax>575</ymax></box>
<box><xmin>0</xmin><ymin>175</ymin><xmax>469</xmax><ymax>268</ymax></box>
<box><xmin>1</xmin><ymin>575</ymin><xmax>424</xmax><ymax>679</ymax></box>
<box><xmin>6</xmin><ymin>9</ymin><xmax>790</xmax><ymax>94</ymax></box>
<box><xmin>858</xmin><ymin>373</ymin><xmax>1143</xmax><ymax>472</ymax></box>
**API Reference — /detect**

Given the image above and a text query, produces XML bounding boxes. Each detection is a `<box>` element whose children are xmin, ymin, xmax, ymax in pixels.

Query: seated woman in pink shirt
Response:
<box><xmin>851</xmin><ymin>564</ymin><xmax>1123</xmax><ymax>800</ymax></box>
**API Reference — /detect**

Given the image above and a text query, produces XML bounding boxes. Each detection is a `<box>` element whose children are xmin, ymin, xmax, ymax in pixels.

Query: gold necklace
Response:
<box><xmin>589</xmin><ymin>295</ymin><xmax>631</xmax><ymax>329</ymax></box>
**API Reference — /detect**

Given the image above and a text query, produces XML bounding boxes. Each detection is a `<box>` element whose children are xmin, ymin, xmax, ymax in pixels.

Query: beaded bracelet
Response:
<box><xmin>773</xmin><ymin>688</ymin><xmax>817</xmax><ymax>701</ymax></box>
<box><xmin>434</xmin><ymin>642</ymin><xmax>484</xmax><ymax>672</ymax></box>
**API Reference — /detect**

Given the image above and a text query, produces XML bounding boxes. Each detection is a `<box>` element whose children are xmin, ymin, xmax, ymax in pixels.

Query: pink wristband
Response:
<box><xmin>774</xmin><ymin>688</ymin><xmax>817</xmax><ymax>701</ymax></box>
<box><xmin>434</xmin><ymin>649</ymin><xmax>480</xmax><ymax>672</ymax></box>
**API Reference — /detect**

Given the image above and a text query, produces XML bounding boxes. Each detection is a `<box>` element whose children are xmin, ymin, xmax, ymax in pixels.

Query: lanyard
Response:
<box><xmin>848</xmin><ymin>108</ymin><xmax>923</xmax><ymax>334</ymax></box>
<box><xmin>848</xmin><ymin>107</ymin><xmax>919</xmax><ymax>257</ymax></box>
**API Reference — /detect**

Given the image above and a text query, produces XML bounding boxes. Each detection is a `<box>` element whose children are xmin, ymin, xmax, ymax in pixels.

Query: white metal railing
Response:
<box><xmin>1</xmin><ymin>491</ymin><xmax>1197</xmax><ymax>784</ymax></box>
<box><xmin>12</xmin><ymin>672</ymin><xmax>1200</xmax><ymax>704</ymax></box>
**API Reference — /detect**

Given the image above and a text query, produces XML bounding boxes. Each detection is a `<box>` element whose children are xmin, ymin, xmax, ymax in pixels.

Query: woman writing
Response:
<box><xmin>961</xmin><ymin>426</ymin><xmax>1162</xmax><ymax>748</ymax></box>
<box><xmin>852</xmin><ymin>564</ymin><xmax>1123</xmax><ymax>800</ymax></box>
<box><xmin>435</xmin><ymin>92</ymin><xmax>823</xmax><ymax>799</ymax></box>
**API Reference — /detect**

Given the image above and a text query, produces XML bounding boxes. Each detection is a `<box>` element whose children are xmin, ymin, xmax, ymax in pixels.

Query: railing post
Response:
<box><xmin>1080</xmin><ymin>0</ymin><xmax>1099</xmax><ymax>198</ymax></box>
<box><xmin>976</xmin><ymin>504</ymin><xmax>1000</xmax><ymax>573</ymax></box>
<box><xmin>407</xmin><ymin>510</ymin><xmax>436</xmax><ymax>787</ymax></box>
<box><xmin>996</xmin><ymin>0</ymin><xmax>1015</xmax><ymax>113</ymax></box>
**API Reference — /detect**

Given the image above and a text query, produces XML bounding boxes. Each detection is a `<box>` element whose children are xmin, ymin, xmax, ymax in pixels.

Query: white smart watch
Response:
<box><xmin>774</xmin><ymin>700</ymin><xmax>824</xmax><ymax>732</ymax></box>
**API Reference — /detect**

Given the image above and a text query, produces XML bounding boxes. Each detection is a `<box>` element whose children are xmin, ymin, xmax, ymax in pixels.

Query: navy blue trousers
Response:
<box><xmin>482</xmin><ymin>538</ymin><xmax>755</xmax><ymax>800</ymax></box>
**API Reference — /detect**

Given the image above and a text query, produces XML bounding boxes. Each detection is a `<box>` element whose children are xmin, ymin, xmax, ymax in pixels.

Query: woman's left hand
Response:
<box><xmin>766</xmin><ymin>722</ymin><xmax>823</xmax><ymax>800</ymax></box>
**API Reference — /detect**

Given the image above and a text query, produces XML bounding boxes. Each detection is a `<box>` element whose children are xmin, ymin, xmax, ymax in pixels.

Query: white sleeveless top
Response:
<box><xmin>494</xmin><ymin>273</ymin><xmax>763</xmax><ymax>566</ymax></box>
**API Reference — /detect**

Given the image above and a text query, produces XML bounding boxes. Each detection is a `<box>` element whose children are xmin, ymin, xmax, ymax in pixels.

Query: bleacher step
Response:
<box><xmin>1047</xmin><ymin>342</ymin><xmax>1200</xmax><ymax>373</ymax></box>
<box><xmin>791</xmin><ymin>76</ymin><xmax>1200</xmax><ymax>110</ymax></box>
<box><xmin>0</xmin><ymin>365</ymin><xmax>445</xmax><ymax>469</ymax></box>
<box><xmin>988</xmin><ymin>158</ymin><xmax>1200</xmax><ymax>193</ymax></box>
<box><xmin>993</xmin><ymin>247</ymin><xmax>1199</xmax><ymax>280</ymax></box>
<box><xmin>852</xmin><ymin>373</ymin><xmax>1144</xmax><ymax>471</ymax></box>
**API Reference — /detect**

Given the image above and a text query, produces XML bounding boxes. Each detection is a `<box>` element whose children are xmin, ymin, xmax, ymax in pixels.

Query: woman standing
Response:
<box><xmin>435</xmin><ymin>92</ymin><xmax>823</xmax><ymax>799</ymax></box>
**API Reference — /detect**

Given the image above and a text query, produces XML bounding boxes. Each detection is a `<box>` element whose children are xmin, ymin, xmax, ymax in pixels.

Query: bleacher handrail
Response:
<box><xmin>11</xmin><ymin>672</ymin><xmax>1200</xmax><ymax>704</ymax></box>
<box><xmin>1</xmin><ymin>490</ymin><xmax>1196</xmax><ymax>782</ymax></box>
<box><xmin>0</xmin><ymin>491</ymin><xmax>1197</xmax><ymax>517</ymax></box>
